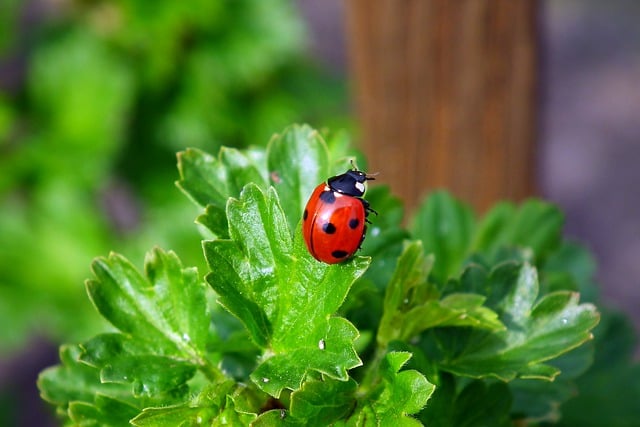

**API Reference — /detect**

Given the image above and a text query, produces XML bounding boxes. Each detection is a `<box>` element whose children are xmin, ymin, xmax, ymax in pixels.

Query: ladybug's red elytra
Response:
<box><xmin>302</xmin><ymin>167</ymin><xmax>376</xmax><ymax>264</ymax></box>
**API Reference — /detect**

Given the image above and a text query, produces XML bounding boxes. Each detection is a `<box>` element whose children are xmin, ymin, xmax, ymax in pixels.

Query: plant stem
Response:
<box><xmin>357</xmin><ymin>344</ymin><xmax>387</xmax><ymax>397</ymax></box>
<box><xmin>198</xmin><ymin>354</ymin><xmax>226</xmax><ymax>383</ymax></box>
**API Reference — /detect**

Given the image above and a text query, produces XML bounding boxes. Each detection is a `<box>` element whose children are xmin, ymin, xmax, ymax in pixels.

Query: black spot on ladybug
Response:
<box><xmin>319</xmin><ymin>191</ymin><xmax>336</xmax><ymax>204</ymax></box>
<box><xmin>331</xmin><ymin>250</ymin><xmax>348</xmax><ymax>259</ymax></box>
<box><xmin>322</xmin><ymin>223</ymin><xmax>337</xmax><ymax>234</ymax></box>
<box><xmin>303</xmin><ymin>209</ymin><xmax>308</xmax><ymax>220</ymax></box>
<box><xmin>348</xmin><ymin>218</ymin><xmax>359</xmax><ymax>229</ymax></box>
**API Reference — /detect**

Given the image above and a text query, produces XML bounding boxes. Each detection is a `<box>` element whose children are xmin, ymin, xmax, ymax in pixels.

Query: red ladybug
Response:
<box><xmin>302</xmin><ymin>167</ymin><xmax>376</xmax><ymax>264</ymax></box>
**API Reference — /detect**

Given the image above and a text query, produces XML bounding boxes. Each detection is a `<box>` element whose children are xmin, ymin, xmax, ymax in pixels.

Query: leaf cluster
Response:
<box><xmin>37</xmin><ymin>124</ymin><xmax>636</xmax><ymax>426</ymax></box>
<box><xmin>0</xmin><ymin>0</ymin><xmax>349</xmax><ymax>356</ymax></box>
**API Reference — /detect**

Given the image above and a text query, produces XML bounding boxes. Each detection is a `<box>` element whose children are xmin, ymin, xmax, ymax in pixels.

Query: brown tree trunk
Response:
<box><xmin>345</xmin><ymin>0</ymin><xmax>538</xmax><ymax>214</ymax></box>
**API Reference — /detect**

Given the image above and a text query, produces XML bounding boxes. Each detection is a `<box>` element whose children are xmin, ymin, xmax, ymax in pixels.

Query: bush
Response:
<box><xmin>38</xmin><ymin>125</ymin><xmax>640</xmax><ymax>426</ymax></box>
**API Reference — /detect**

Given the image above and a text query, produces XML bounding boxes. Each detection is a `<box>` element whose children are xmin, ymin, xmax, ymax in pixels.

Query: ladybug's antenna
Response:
<box><xmin>349</xmin><ymin>158</ymin><xmax>378</xmax><ymax>180</ymax></box>
<box><xmin>365</xmin><ymin>171</ymin><xmax>379</xmax><ymax>181</ymax></box>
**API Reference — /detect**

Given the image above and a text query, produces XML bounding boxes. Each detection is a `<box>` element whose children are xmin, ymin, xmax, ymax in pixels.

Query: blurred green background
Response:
<box><xmin>0</xmin><ymin>1</ymin><xmax>351</xmax><ymax>424</ymax></box>
<box><xmin>2</xmin><ymin>0</ymin><xmax>640</xmax><ymax>426</ymax></box>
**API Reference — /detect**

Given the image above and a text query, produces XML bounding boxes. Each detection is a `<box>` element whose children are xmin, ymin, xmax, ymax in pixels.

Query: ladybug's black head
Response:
<box><xmin>327</xmin><ymin>169</ymin><xmax>374</xmax><ymax>197</ymax></box>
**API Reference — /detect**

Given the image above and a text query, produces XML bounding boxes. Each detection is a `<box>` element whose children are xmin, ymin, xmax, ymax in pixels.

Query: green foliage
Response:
<box><xmin>434</xmin><ymin>264</ymin><xmax>597</xmax><ymax>381</ymax></box>
<box><xmin>204</xmin><ymin>184</ymin><xmax>367</xmax><ymax>396</ymax></box>
<box><xmin>37</xmin><ymin>124</ymin><xmax>639</xmax><ymax>426</ymax></box>
<box><xmin>555</xmin><ymin>311</ymin><xmax>640</xmax><ymax>427</ymax></box>
<box><xmin>420</xmin><ymin>376</ymin><xmax>513</xmax><ymax>427</ymax></box>
<box><xmin>0</xmin><ymin>0</ymin><xmax>350</xmax><ymax>355</ymax></box>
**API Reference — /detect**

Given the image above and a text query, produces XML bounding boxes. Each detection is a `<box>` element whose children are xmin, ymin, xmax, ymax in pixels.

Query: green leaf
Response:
<box><xmin>359</xmin><ymin>185</ymin><xmax>409</xmax><ymax>289</ymax></box>
<box><xmin>510</xmin><ymin>378</ymin><xmax>572</xmax><ymax>423</ymax></box>
<box><xmin>39</xmin><ymin>249</ymin><xmax>220</xmax><ymax>425</ymax></box>
<box><xmin>542</xmin><ymin>241</ymin><xmax>599</xmax><ymax>301</ymax></box>
<box><xmin>79</xmin><ymin>334</ymin><xmax>195</xmax><ymax>398</ymax></box>
<box><xmin>508</xmin><ymin>338</ymin><xmax>594</xmax><ymax>422</ymax></box>
<box><xmin>434</xmin><ymin>263</ymin><xmax>599</xmax><ymax>381</ymax></box>
<box><xmin>85</xmin><ymin>248</ymin><xmax>210</xmax><ymax>366</ymax></box>
<box><xmin>178</xmin><ymin>124</ymin><xmax>340</xmax><ymax>239</ymax></box>
<box><xmin>37</xmin><ymin>345</ymin><xmax>143</xmax><ymax>426</ymax></box>
<box><xmin>379</xmin><ymin>352</ymin><xmax>431</xmax><ymax>415</ymax></box>
<box><xmin>377</xmin><ymin>241</ymin><xmax>503</xmax><ymax>349</ymax></box>
<box><xmin>400</xmin><ymin>295</ymin><xmax>504</xmax><ymax>341</ymax></box>
<box><xmin>450</xmin><ymin>381</ymin><xmax>512</xmax><ymax>427</ymax></box>
<box><xmin>473</xmin><ymin>199</ymin><xmax>563</xmax><ymax>265</ymax></box>
<box><xmin>68</xmin><ymin>395</ymin><xmax>143</xmax><ymax>427</ymax></box>
<box><xmin>38</xmin><ymin>345</ymin><xmax>135</xmax><ymax>409</ymax></box>
<box><xmin>250</xmin><ymin>317</ymin><xmax>361</xmax><ymax>397</ymax></box>
<box><xmin>81</xmin><ymin>247</ymin><xmax>222</xmax><ymax>401</ymax></box>
<box><xmin>349</xmin><ymin>352</ymin><xmax>434</xmax><ymax>426</ymax></box>
<box><xmin>177</xmin><ymin>147</ymin><xmax>268</xmax><ymax>237</ymax></box>
<box><xmin>266</xmin><ymin>124</ymin><xmax>331</xmax><ymax>232</ymax></box>
<box><xmin>131</xmin><ymin>381</ymin><xmax>261</xmax><ymax>426</ymax></box>
<box><xmin>287</xmin><ymin>377</ymin><xmax>358</xmax><ymax>426</ymax></box>
<box><xmin>419</xmin><ymin>376</ymin><xmax>512</xmax><ymax>427</ymax></box>
<box><xmin>177</xmin><ymin>146</ymin><xmax>267</xmax><ymax>209</ymax></box>
<box><xmin>558</xmin><ymin>363</ymin><xmax>640</xmax><ymax>427</ymax></box>
<box><xmin>410</xmin><ymin>191</ymin><xmax>475</xmax><ymax>283</ymax></box>
<box><xmin>204</xmin><ymin>184</ymin><xmax>368</xmax><ymax>396</ymax></box>
<box><xmin>341</xmin><ymin>186</ymin><xmax>408</xmax><ymax>343</ymax></box>
<box><xmin>252</xmin><ymin>410</ymin><xmax>298</xmax><ymax>426</ymax></box>
<box><xmin>555</xmin><ymin>311</ymin><xmax>640</xmax><ymax>427</ymax></box>
<box><xmin>377</xmin><ymin>240</ymin><xmax>430</xmax><ymax>346</ymax></box>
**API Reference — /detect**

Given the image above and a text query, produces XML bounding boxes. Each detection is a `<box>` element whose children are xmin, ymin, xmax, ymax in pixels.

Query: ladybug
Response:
<box><xmin>302</xmin><ymin>166</ymin><xmax>376</xmax><ymax>264</ymax></box>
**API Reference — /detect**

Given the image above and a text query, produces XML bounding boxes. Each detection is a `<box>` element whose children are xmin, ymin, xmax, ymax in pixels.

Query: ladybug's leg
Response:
<box><xmin>361</xmin><ymin>198</ymin><xmax>377</xmax><ymax>214</ymax></box>
<box><xmin>358</xmin><ymin>224</ymin><xmax>367</xmax><ymax>250</ymax></box>
<box><xmin>361</xmin><ymin>199</ymin><xmax>378</xmax><ymax>224</ymax></box>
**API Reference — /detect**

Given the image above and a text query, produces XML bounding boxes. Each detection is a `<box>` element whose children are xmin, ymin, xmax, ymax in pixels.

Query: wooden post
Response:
<box><xmin>345</xmin><ymin>0</ymin><xmax>538</xmax><ymax>214</ymax></box>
